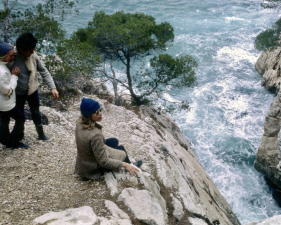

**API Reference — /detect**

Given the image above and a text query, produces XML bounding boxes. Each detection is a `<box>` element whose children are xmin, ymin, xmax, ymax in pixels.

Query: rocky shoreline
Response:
<box><xmin>254</xmin><ymin>48</ymin><xmax>281</xmax><ymax>190</ymax></box>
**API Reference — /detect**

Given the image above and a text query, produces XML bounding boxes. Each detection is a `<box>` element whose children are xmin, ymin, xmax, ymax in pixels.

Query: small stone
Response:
<box><xmin>4</xmin><ymin>208</ymin><xmax>13</xmax><ymax>213</ymax></box>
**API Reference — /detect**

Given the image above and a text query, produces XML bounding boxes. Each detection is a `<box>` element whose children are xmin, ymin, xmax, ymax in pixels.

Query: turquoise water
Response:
<box><xmin>4</xmin><ymin>0</ymin><xmax>281</xmax><ymax>224</ymax></box>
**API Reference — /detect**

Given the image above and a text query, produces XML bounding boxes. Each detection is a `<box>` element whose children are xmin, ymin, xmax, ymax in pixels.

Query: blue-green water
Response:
<box><xmin>4</xmin><ymin>0</ymin><xmax>281</xmax><ymax>224</ymax></box>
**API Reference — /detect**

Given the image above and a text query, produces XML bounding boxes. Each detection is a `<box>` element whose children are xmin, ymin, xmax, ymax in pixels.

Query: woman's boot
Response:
<box><xmin>35</xmin><ymin>124</ymin><xmax>51</xmax><ymax>141</ymax></box>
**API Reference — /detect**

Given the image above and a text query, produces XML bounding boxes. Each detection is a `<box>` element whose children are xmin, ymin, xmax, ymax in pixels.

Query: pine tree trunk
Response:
<box><xmin>110</xmin><ymin>60</ymin><xmax>121</xmax><ymax>106</ymax></box>
<box><xmin>125</xmin><ymin>56</ymin><xmax>143</xmax><ymax>106</ymax></box>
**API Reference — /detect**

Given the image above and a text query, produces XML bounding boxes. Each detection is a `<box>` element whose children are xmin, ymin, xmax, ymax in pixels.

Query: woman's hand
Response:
<box><xmin>123</xmin><ymin>162</ymin><xmax>139</xmax><ymax>176</ymax></box>
<box><xmin>51</xmin><ymin>89</ymin><xmax>59</xmax><ymax>100</ymax></box>
<box><xmin>11</xmin><ymin>66</ymin><xmax>20</xmax><ymax>76</ymax></box>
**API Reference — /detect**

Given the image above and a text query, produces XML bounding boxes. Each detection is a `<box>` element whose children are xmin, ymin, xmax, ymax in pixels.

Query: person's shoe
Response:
<box><xmin>133</xmin><ymin>160</ymin><xmax>143</xmax><ymax>168</ymax></box>
<box><xmin>81</xmin><ymin>177</ymin><xmax>90</xmax><ymax>182</ymax></box>
<box><xmin>11</xmin><ymin>142</ymin><xmax>29</xmax><ymax>149</ymax></box>
<box><xmin>36</xmin><ymin>125</ymin><xmax>52</xmax><ymax>141</ymax></box>
<box><xmin>38</xmin><ymin>134</ymin><xmax>52</xmax><ymax>141</ymax></box>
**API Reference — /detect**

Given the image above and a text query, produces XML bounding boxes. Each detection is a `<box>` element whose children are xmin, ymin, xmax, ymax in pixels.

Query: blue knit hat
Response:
<box><xmin>80</xmin><ymin>98</ymin><xmax>100</xmax><ymax>119</ymax></box>
<box><xmin>0</xmin><ymin>42</ymin><xmax>13</xmax><ymax>57</ymax></box>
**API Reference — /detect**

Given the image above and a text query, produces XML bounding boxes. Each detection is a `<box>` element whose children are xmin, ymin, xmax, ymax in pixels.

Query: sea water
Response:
<box><xmin>4</xmin><ymin>0</ymin><xmax>281</xmax><ymax>224</ymax></box>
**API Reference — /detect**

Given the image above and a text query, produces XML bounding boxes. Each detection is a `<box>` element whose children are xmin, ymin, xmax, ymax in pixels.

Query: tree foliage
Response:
<box><xmin>74</xmin><ymin>11</ymin><xmax>198</xmax><ymax>110</ymax></box>
<box><xmin>261</xmin><ymin>0</ymin><xmax>281</xmax><ymax>9</ymax></box>
<box><xmin>254</xmin><ymin>0</ymin><xmax>281</xmax><ymax>51</ymax></box>
<box><xmin>0</xmin><ymin>0</ymin><xmax>78</xmax><ymax>43</ymax></box>
<box><xmin>42</xmin><ymin>38</ymin><xmax>99</xmax><ymax>96</ymax></box>
<box><xmin>255</xmin><ymin>17</ymin><xmax>281</xmax><ymax>51</ymax></box>
<box><xmin>0</xmin><ymin>0</ymin><xmax>97</xmax><ymax>97</ymax></box>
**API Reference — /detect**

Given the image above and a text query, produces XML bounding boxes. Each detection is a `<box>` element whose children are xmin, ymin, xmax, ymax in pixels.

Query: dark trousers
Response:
<box><xmin>105</xmin><ymin>138</ymin><xmax>131</xmax><ymax>163</ymax></box>
<box><xmin>16</xmin><ymin>90</ymin><xmax>42</xmax><ymax>126</ymax></box>
<box><xmin>0</xmin><ymin>106</ymin><xmax>25</xmax><ymax>147</ymax></box>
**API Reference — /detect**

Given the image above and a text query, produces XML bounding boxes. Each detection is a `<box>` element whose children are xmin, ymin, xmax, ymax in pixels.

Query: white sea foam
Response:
<box><xmin>225</xmin><ymin>16</ymin><xmax>246</xmax><ymax>22</ymax></box>
<box><xmin>215</xmin><ymin>46</ymin><xmax>258</xmax><ymax>65</ymax></box>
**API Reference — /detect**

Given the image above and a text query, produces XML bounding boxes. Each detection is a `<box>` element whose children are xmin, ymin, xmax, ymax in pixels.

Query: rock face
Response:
<box><xmin>0</xmin><ymin>90</ymin><xmax>241</xmax><ymax>225</ymax></box>
<box><xmin>254</xmin><ymin>91</ymin><xmax>281</xmax><ymax>188</ymax></box>
<box><xmin>255</xmin><ymin>47</ymin><xmax>281</xmax><ymax>94</ymax></box>
<box><xmin>33</xmin><ymin>204</ymin><xmax>132</xmax><ymax>225</ymax></box>
<box><xmin>33</xmin><ymin>206</ymin><xmax>99</xmax><ymax>225</ymax></box>
<box><xmin>254</xmin><ymin>48</ymin><xmax>281</xmax><ymax>189</ymax></box>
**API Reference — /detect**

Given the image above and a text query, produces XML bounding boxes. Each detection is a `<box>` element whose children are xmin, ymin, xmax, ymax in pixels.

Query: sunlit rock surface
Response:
<box><xmin>29</xmin><ymin>92</ymin><xmax>240</xmax><ymax>225</ymax></box>
<box><xmin>255</xmin><ymin>47</ymin><xmax>281</xmax><ymax>94</ymax></box>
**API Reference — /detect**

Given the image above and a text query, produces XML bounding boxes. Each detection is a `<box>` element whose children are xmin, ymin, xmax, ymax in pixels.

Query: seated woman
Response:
<box><xmin>75</xmin><ymin>98</ymin><xmax>142</xmax><ymax>180</ymax></box>
<box><xmin>0</xmin><ymin>42</ymin><xmax>28</xmax><ymax>149</ymax></box>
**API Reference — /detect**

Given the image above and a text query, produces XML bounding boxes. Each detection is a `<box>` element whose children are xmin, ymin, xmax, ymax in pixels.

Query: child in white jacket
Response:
<box><xmin>0</xmin><ymin>42</ymin><xmax>29</xmax><ymax>149</ymax></box>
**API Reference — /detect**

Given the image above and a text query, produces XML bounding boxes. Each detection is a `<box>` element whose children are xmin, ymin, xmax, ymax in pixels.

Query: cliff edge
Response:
<box><xmin>255</xmin><ymin>47</ymin><xmax>281</xmax><ymax>94</ymax></box>
<box><xmin>0</xmin><ymin>89</ymin><xmax>240</xmax><ymax>225</ymax></box>
<box><xmin>254</xmin><ymin>48</ymin><xmax>281</xmax><ymax>189</ymax></box>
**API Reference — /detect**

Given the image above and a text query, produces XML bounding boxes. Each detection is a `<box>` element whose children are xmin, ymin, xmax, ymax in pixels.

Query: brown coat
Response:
<box><xmin>74</xmin><ymin>118</ymin><xmax>126</xmax><ymax>179</ymax></box>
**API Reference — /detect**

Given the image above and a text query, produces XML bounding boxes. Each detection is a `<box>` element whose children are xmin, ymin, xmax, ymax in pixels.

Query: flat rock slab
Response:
<box><xmin>32</xmin><ymin>206</ymin><xmax>98</xmax><ymax>225</ymax></box>
<box><xmin>118</xmin><ymin>188</ymin><xmax>167</xmax><ymax>225</ymax></box>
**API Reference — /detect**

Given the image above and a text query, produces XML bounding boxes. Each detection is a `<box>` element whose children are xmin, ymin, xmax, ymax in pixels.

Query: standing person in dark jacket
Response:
<box><xmin>75</xmin><ymin>98</ymin><xmax>143</xmax><ymax>180</ymax></box>
<box><xmin>0</xmin><ymin>42</ymin><xmax>29</xmax><ymax>149</ymax></box>
<box><xmin>12</xmin><ymin>32</ymin><xmax>59</xmax><ymax>141</ymax></box>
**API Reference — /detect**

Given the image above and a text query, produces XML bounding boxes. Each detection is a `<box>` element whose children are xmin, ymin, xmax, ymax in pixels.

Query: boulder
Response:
<box><xmin>32</xmin><ymin>206</ymin><xmax>98</xmax><ymax>225</ymax></box>
<box><xmin>255</xmin><ymin>47</ymin><xmax>281</xmax><ymax>93</ymax></box>
<box><xmin>118</xmin><ymin>188</ymin><xmax>167</xmax><ymax>225</ymax></box>
<box><xmin>32</xmin><ymin>204</ymin><xmax>132</xmax><ymax>225</ymax></box>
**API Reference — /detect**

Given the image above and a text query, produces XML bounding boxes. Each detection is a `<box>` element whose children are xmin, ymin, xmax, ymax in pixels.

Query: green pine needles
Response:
<box><xmin>73</xmin><ymin>11</ymin><xmax>198</xmax><ymax>111</ymax></box>
<box><xmin>1</xmin><ymin>3</ymin><xmax>198</xmax><ymax>111</ymax></box>
<box><xmin>255</xmin><ymin>0</ymin><xmax>281</xmax><ymax>51</ymax></box>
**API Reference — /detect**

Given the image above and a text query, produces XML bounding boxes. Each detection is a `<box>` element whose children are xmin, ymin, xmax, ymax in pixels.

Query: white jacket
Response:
<box><xmin>0</xmin><ymin>61</ymin><xmax>18</xmax><ymax>111</ymax></box>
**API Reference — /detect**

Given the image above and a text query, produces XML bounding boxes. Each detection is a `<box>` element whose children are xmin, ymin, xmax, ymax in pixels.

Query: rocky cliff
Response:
<box><xmin>0</xmin><ymin>88</ymin><xmax>240</xmax><ymax>225</ymax></box>
<box><xmin>254</xmin><ymin>48</ymin><xmax>281</xmax><ymax>189</ymax></box>
<box><xmin>255</xmin><ymin>47</ymin><xmax>281</xmax><ymax>94</ymax></box>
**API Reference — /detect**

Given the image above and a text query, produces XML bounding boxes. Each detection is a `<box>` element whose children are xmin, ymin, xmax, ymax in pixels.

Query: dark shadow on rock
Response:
<box><xmin>264</xmin><ymin>176</ymin><xmax>281</xmax><ymax>207</ymax></box>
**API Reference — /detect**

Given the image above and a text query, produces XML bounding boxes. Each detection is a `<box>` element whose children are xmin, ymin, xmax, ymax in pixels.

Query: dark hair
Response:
<box><xmin>16</xmin><ymin>32</ymin><xmax>38</xmax><ymax>51</ymax></box>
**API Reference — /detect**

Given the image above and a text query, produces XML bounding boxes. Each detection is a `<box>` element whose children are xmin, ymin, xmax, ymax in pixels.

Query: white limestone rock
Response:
<box><xmin>32</xmin><ymin>206</ymin><xmax>98</xmax><ymax>225</ymax></box>
<box><xmin>170</xmin><ymin>194</ymin><xmax>184</xmax><ymax>221</ymax></box>
<box><xmin>33</xmin><ymin>204</ymin><xmax>132</xmax><ymax>225</ymax></box>
<box><xmin>189</xmin><ymin>217</ymin><xmax>208</xmax><ymax>225</ymax></box>
<box><xmin>255</xmin><ymin>47</ymin><xmax>281</xmax><ymax>94</ymax></box>
<box><xmin>254</xmin><ymin>91</ymin><xmax>281</xmax><ymax>188</ymax></box>
<box><xmin>104</xmin><ymin>172</ymin><xmax>119</xmax><ymax>196</ymax></box>
<box><xmin>118</xmin><ymin>188</ymin><xmax>167</xmax><ymax>225</ymax></box>
<box><xmin>103</xmin><ymin>200</ymin><xmax>132</xmax><ymax>224</ymax></box>
<box><xmin>99</xmin><ymin>217</ymin><xmax>132</xmax><ymax>225</ymax></box>
<box><xmin>104</xmin><ymin>200</ymin><xmax>130</xmax><ymax>220</ymax></box>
